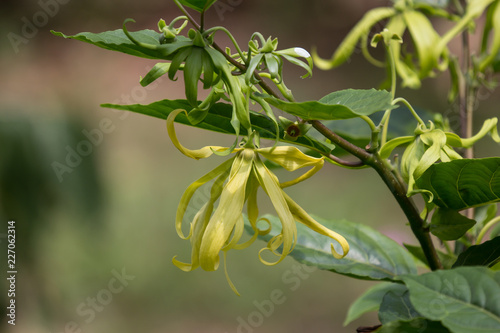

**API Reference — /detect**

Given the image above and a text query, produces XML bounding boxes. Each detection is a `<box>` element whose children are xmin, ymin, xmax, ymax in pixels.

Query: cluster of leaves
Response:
<box><xmin>52</xmin><ymin>0</ymin><xmax>500</xmax><ymax>332</ymax></box>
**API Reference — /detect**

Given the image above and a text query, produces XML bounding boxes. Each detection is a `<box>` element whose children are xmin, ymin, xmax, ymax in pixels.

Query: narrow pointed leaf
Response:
<box><xmin>101</xmin><ymin>100</ymin><xmax>334</xmax><ymax>155</ymax></box>
<box><xmin>400</xmin><ymin>267</ymin><xmax>500</xmax><ymax>333</ymax></box>
<box><xmin>246</xmin><ymin>214</ymin><xmax>417</xmax><ymax>281</ymax></box>
<box><xmin>51</xmin><ymin>29</ymin><xmax>192</xmax><ymax>60</ymax></box>
<box><xmin>416</xmin><ymin>158</ymin><xmax>500</xmax><ymax>210</ymax></box>
<box><xmin>261</xmin><ymin>89</ymin><xmax>394</xmax><ymax>120</ymax></box>
<box><xmin>452</xmin><ymin>236</ymin><xmax>500</xmax><ymax>268</ymax></box>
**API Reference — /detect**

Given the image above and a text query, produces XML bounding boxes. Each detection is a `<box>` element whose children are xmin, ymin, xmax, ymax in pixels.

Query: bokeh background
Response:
<box><xmin>1</xmin><ymin>0</ymin><xmax>499</xmax><ymax>332</ymax></box>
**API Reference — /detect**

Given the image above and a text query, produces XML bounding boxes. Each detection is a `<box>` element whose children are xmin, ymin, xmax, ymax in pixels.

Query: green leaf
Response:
<box><xmin>179</xmin><ymin>0</ymin><xmax>218</xmax><ymax>12</ymax></box>
<box><xmin>416</xmin><ymin>158</ymin><xmax>500</xmax><ymax>210</ymax></box>
<box><xmin>51</xmin><ymin>29</ymin><xmax>192</xmax><ymax>60</ymax></box>
<box><xmin>400</xmin><ymin>267</ymin><xmax>500</xmax><ymax>333</ymax></box>
<box><xmin>430</xmin><ymin>208</ymin><xmax>476</xmax><ymax>241</ymax></box>
<box><xmin>404</xmin><ymin>243</ymin><xmax>456</xmax><ymax>269</ymax></box>
<box><xmin>344</xmin><ymin>282</ymin><xmax>406</xmax><ymax>326</ymax></box>
<box><xmin>378</xmin><ymin>289</ymin><xmax>420</xmax><ymax>324</ymax></box>
<box><xmin>250</xmin><ymin>214</ymin><xmax>417</xmax><ymax>281</ymax></box>
<box><xmin>260</xmin><ymin>89</ymin><xmax>394</xmax><ymax>120</ymax></box>
<box><xmin>101</xmin><ymin>100</ymin><xmax>333</xmax><ymax>155</ymax></box>
<box><xmin>377</xmin><ymin>318</ymin><xmax>450</xmax><ymax>333</ymax></box>
<box><xmin>452</xmin><ymin>236</ymin><xmax>500</xmax><ymax>268</ymax></box>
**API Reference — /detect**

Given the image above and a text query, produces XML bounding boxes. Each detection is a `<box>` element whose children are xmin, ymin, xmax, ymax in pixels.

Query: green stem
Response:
<box><xmin>311</xmin><ymin>121</ymin><xmax>442</xmax><ymax>270</ymax></box>
<box><xmin>378</xmin><ymin>42</ymin><xmax>397</xmax><ymax>147</ymax></box>
<box><xmin>174</xmin><ymin>0</ymin><xmax>199</xmax><ymax>30</ymax></box>
<box><xmin>203</xmin><ymin>27</ymin><xmax>247</xmax><ymax>62</ymax></box>
<box><xmin>360</xmin><ymin>116</ymin><xmax>377</xmax><ymax>132</ymax></box>
<box><xmin>392</xmin><ymin>97</ymin><xmax>426</xmax><ymax>127</ymax></box>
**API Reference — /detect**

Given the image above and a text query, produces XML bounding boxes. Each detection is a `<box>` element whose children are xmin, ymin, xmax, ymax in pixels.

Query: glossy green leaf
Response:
<box><xmin>400</xmin><ymin>267</ymin><xmax>500</xmax><ymax>333</ymax></box>
<box><xmin>101</xmin><ymin>100</ymin><xmax>333</xmax><ymax>155</ymax></box>
<box><xmin>51</xmin><ymin>29</ymin><xmax>192</xmax><ymax>60</ymax></box>
<box><xmin>344</xmin><ymin>282</ymin><xmax>406</xmax><ymax>326</ymax></box>
<box><xmin>377</xmin><ymin>318</ymin><xmax>450</xmax><ymax>333</ymax></box>
<box><xmin>416</xmin><ymin>158</ymin><xmax>500</xmax><ymax>210</ymax></box>
<box><xmin>249</xmin><ymin>214</ymin><xmax>417</xmax><ymax>281</ymax></box>
<box><xmin>179</xmin><ymin>0</ymin><xmax>218</xmax><ymax>12</ymax></box>
<box><xmin>261</xmin><ymin>89</ymin><xmax>394</xmax><ymax>120</ymax></box>
<box><xmin>378</xmin><ymin>288</ymin><xmax>420</xmax><ymax>324</ymax></box>
<box><xmin>430</xmin><ymin>208</ymin><xmax>476</xmax><ymax>241</ymax></box>
<box><xmin>452</xmin><ymin>236</ymin><xmax>500</xmax><ymax>268</ymax></box>
<box><xmin>404</xmin><ymin>243</ymin><xmax>456</xmax><ymax>269</ymax></box>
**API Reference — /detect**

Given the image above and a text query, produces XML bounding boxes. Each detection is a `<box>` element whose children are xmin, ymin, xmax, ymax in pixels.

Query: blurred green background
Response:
<box><xmin>1</xmin><ymin>1</ymin><xmax>499</xmax><ymax>332</ymax></box>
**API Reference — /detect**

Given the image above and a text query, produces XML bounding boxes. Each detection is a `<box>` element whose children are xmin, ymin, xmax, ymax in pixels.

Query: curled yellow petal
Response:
<box><xmin>283</xmin><ymin>192</ymin><xmax>349</xmax><ymax>259</ymax></box>
<box><xmin>257</xmin><ymin>146</ymin><xmax>324</xmax><ymax>188</ymax></box>
<box><xmin>167</xmin><ymin>109</ymin><xmax>228</xmax><ymax>159</ymax></box>
<box><xmin>223</xmin><ymin>252</ymin><xmax>240</xmax><ymax>296</ymax></box>
<box><xmin>253</xmin><ymin>156</ymin><xmax>297</xmax><ymax>266</ymax></box>
<box><xmin>460</xmin><ymin>117</ymin><xmax>500</xmax><ymax>148</ymax></box>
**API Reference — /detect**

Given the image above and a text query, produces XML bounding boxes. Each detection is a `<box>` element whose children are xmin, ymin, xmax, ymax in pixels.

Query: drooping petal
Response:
<box><xmin>283</xmin><ymin>192</ymin><xmax>349</xmax><ymax>259</ymax></box>
<box><xmin>257</xmin><ymin>146</ymin><xmax>324</xmax><ymax>188</ymax></box>
<box><xmin>167</xmin><ymin>109</ymin><xmax>228</xmax><ymax>159</ymax></box>
<box><xmin>460</xmin><ymin>118</ymin><xmax>500</xmax><ymax>148</ymax></box>
<box><xmin>172</xmin><ymin>202</ymin><xmax>209</xmax><ymax>271</ymax></box>
<box><xmin>172</xmin><ymin>165</ymin><xmax>231</xmax><ymax>271</ymax></box>
<box><xmin>199</xmin><ymin>149</ymin><xmax>255</xmax><ymax>271</ymax></box>
<box><xmin>222</xmin><ymin>215</ymin><xmax>246</xmax><ymax>251</ymax></box>
<box><xmin>223</xmin><ymin>252</ymin><xmax>240</xmax><ymax>296</ymax></box>
<box><xmin>232</xmin><ymin>175</ymin><xmax>262</xmax><ymax>250</ymax></box>
<box><xmin>253</xmin><ymin>156</ymin><xmax>297</xmax><ymax>265</ymax></box>
<box><xmin>175</xmin><ymin>158</ymin><xmax>234</xmax><ymax>239</ymax></box>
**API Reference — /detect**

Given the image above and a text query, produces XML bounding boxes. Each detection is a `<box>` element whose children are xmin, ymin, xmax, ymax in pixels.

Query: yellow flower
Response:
<box><xmin>167</xmin><ymin>109</ymin><xmax>349</xmax><ymax>294</ymax></box>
